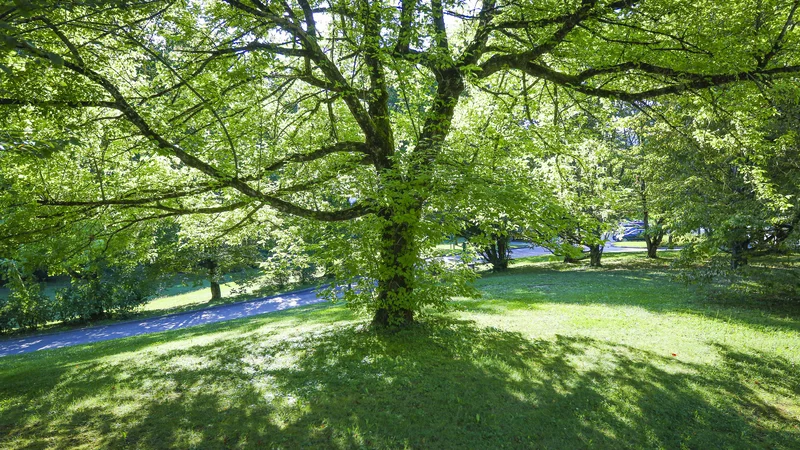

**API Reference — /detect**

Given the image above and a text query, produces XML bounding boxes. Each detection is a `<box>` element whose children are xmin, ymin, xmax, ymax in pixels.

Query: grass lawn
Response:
<box><xmin>610</xmin><ymin>240</ymin><xmax>681</xmax><ymax>249</ymax></box>
<box><xmin>610</xmin><ymin>240</ymin><xmax>649</xmax><ymax>248</ymax></box>
<box><xmin>1</xmin><ymin>253</ymin><xmax>798</xmax><ymax>449</ymax></box>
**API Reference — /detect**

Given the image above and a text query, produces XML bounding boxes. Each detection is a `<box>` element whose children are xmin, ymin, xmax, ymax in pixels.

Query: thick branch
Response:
<box><xmin>459</xmin><ymin>0</ymin><xmax>497</xmax><ymax>67</ymax></box>
<box><xmin>40</xmin><ymin>187</ymin><xmax>370</xmax><ymax>222</ymax></box>
<box><xmin>0</xmin><ymin>98</ymin><xmax>118</xmax><ymax>109</ymax></box>
<box><xmin>37</xmin><ymin>184</ymin><xmax>227</xmax><ymax>208</ymax></box>
<box><xmin>263</xmin><ymin>141</ymin><xmax>370</xmax><ymax>172</ymax></box>
<box><xmin>394</xmin><ymin>0</ymin><xmax>418</xmax><ymax>54</ymax></box>
<box><xmin>472</xmin><ymin>0</ymin><xmax>643</xmax><ymax>68</ymax></box>
<box><xmin>430</xmin><ymin>0</ymin><xmax>449</xmax><ymax>50</ymax></box>
<box><xmin>223</xmin><ymin>0</ymin><xmax>378</xmax><ymax>141</ymax></box>
<box><xmin>179</xmin><ymin>41</ymin><xmax>310</xmax><ymax>58</ymax></box>
<box><xmin>297</xmin><ymin>0</ymin><xmax>316</xmax><ymax>39</ymax></box>
<box><xmin>360</xmin><ymin>1</ymin><xmax>394</xmax><ymax>158</ymax></box>
<box><xmin>758</xmin><ymin>0</ymin><xmax>800</xmax><ymax>68</ymax></box>
<box><xmin>479</xmin><ymin>56</ymin><xmax>800</xmax><ymax>101</ymax></box>
<box><xmin>14</xmin><ymin>37</ymin><xmax>371</xmax><ymax>222</ymax></box>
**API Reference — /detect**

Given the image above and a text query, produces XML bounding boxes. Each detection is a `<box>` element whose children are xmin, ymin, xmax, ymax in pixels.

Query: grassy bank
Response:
<box><xmin>0</xmin><ymin>275</ymin><xmax>315</xmax><ymax>339</ymax></box>
<box><xmin>1</xmin><ymin>254</ymin><xmax>798</xmax><ymax>449</ymax></box>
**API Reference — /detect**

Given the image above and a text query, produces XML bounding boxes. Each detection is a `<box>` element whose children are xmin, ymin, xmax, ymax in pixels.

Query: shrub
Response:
<box><xmin>0</xmin><ymin>260</ymin><xmax>53</xmax><ymax>332</ymax></box>
<box><xmin>56</xmin><ymin>262</ymin><xmax>161</xmax><ymax>321</ymax></box>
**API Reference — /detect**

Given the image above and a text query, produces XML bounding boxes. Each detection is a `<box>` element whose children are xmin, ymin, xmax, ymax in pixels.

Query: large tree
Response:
<box><xmin>2</xmin><ymin>0</ymin><xmax>800</xmax><ymax>325</ymax></box>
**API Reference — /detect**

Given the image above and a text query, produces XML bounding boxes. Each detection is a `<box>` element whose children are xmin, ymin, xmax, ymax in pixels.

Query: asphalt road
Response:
<box><xmin>509</xmin><ymin>242</ymin><xmax>668</xmax><ymax>258</ymax></box>
<box><xmin>0</xmin><ymin>243</ymin><xmax>669</xmax><ymax>358</ymax></box>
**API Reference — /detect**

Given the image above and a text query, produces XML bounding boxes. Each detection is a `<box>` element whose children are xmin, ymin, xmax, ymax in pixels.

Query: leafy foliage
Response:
<box><xmin>55</xmin><ymin>260</ymin><xmax>164</xmax><ymax>321</ymax></box>
<box><xmin>0</xmin><ymin>260</ymin><xmax>51</xmax><ymax>332</ymax></box>
<box><xmin>627</xmin><ymin>81</ymin><xmax>800</xmax><ymax>268</ymax></box>
<box><xmin>2</xmin><ymin>0</ymin><xmax>800</xmax><ymax>324</ymax></box>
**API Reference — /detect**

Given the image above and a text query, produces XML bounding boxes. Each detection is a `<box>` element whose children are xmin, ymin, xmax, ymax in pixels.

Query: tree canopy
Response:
<box><xmin>2</xmin><ymin>0</ymin><xmax>800</xmax><ymax>325</ymax></box>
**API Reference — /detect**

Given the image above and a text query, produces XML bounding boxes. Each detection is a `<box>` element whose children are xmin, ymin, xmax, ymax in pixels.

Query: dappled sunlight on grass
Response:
<box><xmin>1</xmin><ymin>255</ymin><xmax>799</xmax><ymax>449</ymax></box>
<box><xmin>470</xmin><ymin>256</ymin><xmax>800</xmax><ymax>339</ymax></box>
<box><xmin>2</xmin><ymin>316</ymin><xmax>798</xmax><ymax>449</ymax></box>
<box><xmin>140</xmin><ymin>283</ymin><xmax>219</xmax><ymax>311</ymax></box>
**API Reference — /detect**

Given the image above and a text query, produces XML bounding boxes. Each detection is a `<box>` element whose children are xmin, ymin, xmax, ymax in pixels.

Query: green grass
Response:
<box><xmin>610</xmin><ymin>240</ymin><xmax>649</xmax><ymax>248</ymax></box>
<box><xmin>1</xmin><ymin>253</ymin><xmax>799</xmax><ymax>449</ymax></box>
<box><xmin>611</xmin><ymin>239</ymin><xmax>680</xmax><ymax>249</ymax></box>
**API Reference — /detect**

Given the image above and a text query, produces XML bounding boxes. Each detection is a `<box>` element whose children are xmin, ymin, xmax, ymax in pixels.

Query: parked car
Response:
<box><xmin>614</xmin><ymin>221</ymin><xmax>645</xmax><ymax>241</ymax></box>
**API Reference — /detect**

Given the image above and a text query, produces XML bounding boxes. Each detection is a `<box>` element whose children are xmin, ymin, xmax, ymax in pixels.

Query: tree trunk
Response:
<box><xmin>645</xmin><ymin>231</ymin><xmax>664</xmax><ymax>259</ymax></box>
<box><xmin>589</xmin><ymin>244</ymin><xmax>603</xmax><ymax>267</ymax></box>
<box><xmin>640</xmin><ymin>184</ymin><xmax>666</xmax><ymax>259</ymax></box>
<box><xmin>210</xmin><ymin>281</ymin><xmax>222</xmax><ymax>300</ymax></box>
<box><xmin>493</xmin><ymin>235</ymin><xmax>509</xmax><ymax>271</ymax></box>
<box><xmin>208</xmin><ymin>265</ymin><xmax>222</xmax><ymax>300</ymax></box>
<box><xmin>483</xmin><ymin>234</ymin><xmax>510</xmax><ymax>271</ymax></box>
<box><xmin>646</xmin><ymin>240</ymin><xmax>659</xmax><ymax>258</ymax></box>
<box><xmin>367</xmin><ymin>61</ymin><xmax>463</xmax><ymax>328</ymax></box>
<box><xmin>730</xmin><ymin>239</ymin><xmax>749</xmax><ymax>270</ymax></box>
<box><xmin>372</xmin><ymin>210</ymin><xmax>417</xmax><ymax>328</ymax></box>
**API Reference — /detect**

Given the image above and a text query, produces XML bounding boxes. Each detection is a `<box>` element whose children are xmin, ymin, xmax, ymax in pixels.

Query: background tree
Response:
<box><xmin>614</xmin><ymin>112</ymin><xmax>671</xmax><ymax>258</ymax></box>
<box><xmin>445</xmin><ymin>87</ymin><xmax>562</xmax><ymax>273</ymax></box>
<box><xmin>57</xmin><ymin>257</ymin><xmax>166</xmax><ymax>321</ymax></box>
<box><xmin>630</xmin><ymin>81</ymin><xmax>800</xmax><ymax>268</ymax></box>
<box><xmin>154</xmin><ymin>217</ymin><xmax>267</xmax><ymax>301</ymax></box>
<box><xmin>546</xmin><ymin>137</ymin><xmax>626</xmax><ymax>267</ymax></box>
<box><xmin>0</xmin><ymin>259</ymin><xmax>50</xmax><ymax>332</ymax></box>
<box><xmin>517</xmin><ymin>95</ymin><xmax>627</xmax><ymax>268</ymax></box>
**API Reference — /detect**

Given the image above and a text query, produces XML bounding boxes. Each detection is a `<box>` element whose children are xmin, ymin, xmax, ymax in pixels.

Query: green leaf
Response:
<box><xmin>46</xmin><ymin>52</ymin><xmax>63</xmax><ymax>67</ymax></box>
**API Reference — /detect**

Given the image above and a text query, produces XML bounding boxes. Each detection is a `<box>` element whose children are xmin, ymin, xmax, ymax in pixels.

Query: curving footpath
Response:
<box><xmin>0</xmin><ymin>244</ymin><xmax>672</xmax><ymax>358</ymax></box>
<box><xmin>0</xmin><ymin>287</ymin><xmax>325</xmax><ymax>358</ymax></box>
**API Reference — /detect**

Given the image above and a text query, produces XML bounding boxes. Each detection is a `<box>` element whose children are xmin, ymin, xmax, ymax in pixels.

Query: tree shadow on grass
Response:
<box><xmin>710</xmin><ymin>342</ymin><xmax>800</xmax><ymax>403</ymax></box>
<box><xmin>0</xmin><ymin>303</ymin><xmax>353</xmax><ymax>448</ymax></box>
<box><xmin>263</xmin><ymin>318</ymin><xmax>799</xmax><ymax>449</ymax></box>
<box><xmin>1</xmin><ymin>316</ymin><xmax>798</xmax><ymax>449</ymax></box>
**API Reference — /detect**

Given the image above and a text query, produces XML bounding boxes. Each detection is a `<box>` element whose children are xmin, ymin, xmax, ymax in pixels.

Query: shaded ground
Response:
<box><xmin>1</xmin><ymin>254</ymin><xmax>798</xmax><ymax>449</ymax></box>
<box><xmin>1</xmin><ymin>315</ymin><xmax>797</xmax><ymax>449</ymax></box>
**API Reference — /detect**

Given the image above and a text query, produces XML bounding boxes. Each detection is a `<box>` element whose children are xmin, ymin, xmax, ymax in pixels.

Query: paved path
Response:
<box><xmin>509</xmin><ymin>242</ymin><xmax>671</xmax><ymax>258</ymax></box>
<box><xmin>0</xmin><ymin>288</ymin><xmax>325</xmax><ymax>358</ymax></box>
<box><xmin>0</xmin><ymin>243</ymin><xmax>669</xmax><ymax>358</ymax></box>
